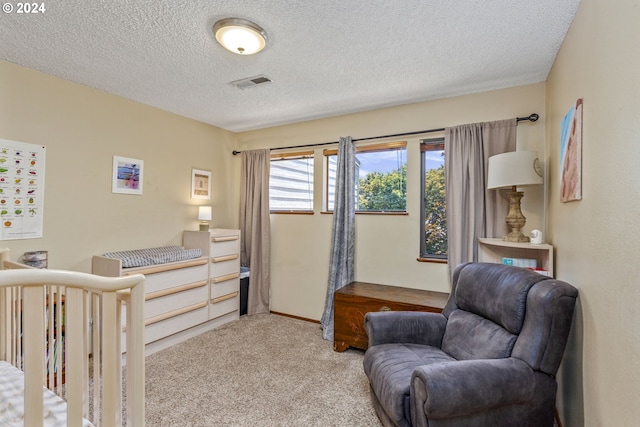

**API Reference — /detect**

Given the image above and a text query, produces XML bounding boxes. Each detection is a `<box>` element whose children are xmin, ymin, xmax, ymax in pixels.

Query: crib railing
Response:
<box><xmin>0</xmin><ymin>248</ymin><xmax>145</xmax><ymax>427</ymax></box>
<box><xmin>0</xmin><ymin>276</ymin><xmax>66</xmax><ymax>392</ymax></box>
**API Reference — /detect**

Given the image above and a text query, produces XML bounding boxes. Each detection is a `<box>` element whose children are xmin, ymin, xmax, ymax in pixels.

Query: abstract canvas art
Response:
<box><xmin>560</xmin><ymin>98</ymin><xmax>583</xmax><ymax>202</ymax></box>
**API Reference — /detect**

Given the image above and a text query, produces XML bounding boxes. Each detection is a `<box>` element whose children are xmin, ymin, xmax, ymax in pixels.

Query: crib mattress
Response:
<box><xmin>0</xmin><ymin>361</ymin><xmax>94</xmax><ymax>426</ymax></box>
<box><xmin>102</xmin><ymin>245</ymin><xmax>202</xmax><ymax>268</ymax></box>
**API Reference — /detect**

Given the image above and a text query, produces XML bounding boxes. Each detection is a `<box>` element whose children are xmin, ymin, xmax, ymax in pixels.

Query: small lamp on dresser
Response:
<box><xmin>487</xmin><ymin>151</ymin><xmax>543</xmax><ymax>242</ymax></box>
<box><xmin>198</xmin><ymin>206</ymin><xmax>212</xmax><ymax>231</ymax></box>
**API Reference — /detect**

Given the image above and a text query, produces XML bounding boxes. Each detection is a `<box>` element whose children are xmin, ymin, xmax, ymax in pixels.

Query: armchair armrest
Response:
<box><xmin>410</xmin><ymin>358</ymin><xmax>535</xmax><ymax>421</ymax></box>
<box><xmin>365</xmin><ymin>311</ymin><xmax>447</xmax><ymax>348</ymax></box>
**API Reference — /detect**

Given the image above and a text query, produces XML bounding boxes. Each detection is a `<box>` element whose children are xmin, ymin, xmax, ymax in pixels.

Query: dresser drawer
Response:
<box><xmin>145</xmin><ymin>304</ymin><xmax>209</xmax><ymax>344</ymax></box>
<box><xmin>210</xmin><ymin>270</ymin><xmax>240</xmax><ymax>285</ymax></box>
<box><xmin>210</xmin><ymin>278</ymin><xmax>239</xmax><ymax>299</ymax></box>
<box><xmin>120</xmin><ymin>300</ymin><xmax>209</xmax><ymax>350</ymax></box>
<box><xmin>210</xmin><ymin>234</ymin><xmax>240</xmax><ymax>257</ymax></box>
<box><xmin>210</xmin><ymin>292</ymin><xmax>239</xmax><ymax>319</ymax></box>
<box><xmin>210</xmin><ymin>254</ymin><xmax>240</xmax><ymax>278</ymax></box>
<box><xmin>145</xmin><ymin>281</ymin><xmax>208</xmax><ymax>318</ymax></box>
<box><xmin>142</xmin><ymin>262</ymin><xmax>208</xmax><ymax>293</ymax></box>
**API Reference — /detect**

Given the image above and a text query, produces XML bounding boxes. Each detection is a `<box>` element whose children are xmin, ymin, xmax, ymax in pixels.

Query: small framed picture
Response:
<box><xmin>112</xmin><ymin>156</ymin><xmax>143</xmax><ymax>195</ymax></box>
<box><xmin>191</xmin><ymin>168</ymin><xmax>211</xmax><ymax>199</ymax></box>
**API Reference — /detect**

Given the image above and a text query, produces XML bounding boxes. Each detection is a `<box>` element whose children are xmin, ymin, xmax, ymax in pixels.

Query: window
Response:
<box><xmin>269</xmin><ymin>151</ymin><xmax>314</xmax><ymax>213</ymax></box>
<box><xmin>420</xmin><ymin>139</ymin><xmax>447</xmax><ymax>259</ymax></box>
<box><xmin>324</xmin><ymin>142</ymin><xmax>407</xmax><ymax>213</ymax></box>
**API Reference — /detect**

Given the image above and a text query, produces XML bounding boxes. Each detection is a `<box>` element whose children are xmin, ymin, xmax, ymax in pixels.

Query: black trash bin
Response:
<box><xmin>240</xmin><ymin>266</ymin><xmax>250</xmax><ymax>316</ymax></box>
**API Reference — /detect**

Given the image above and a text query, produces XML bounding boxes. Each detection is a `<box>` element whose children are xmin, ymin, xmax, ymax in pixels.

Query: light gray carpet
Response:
<box><xmin>144</xmin><ymin>314</ymin><xmax>382</xmax><ymax>426</ymax></box>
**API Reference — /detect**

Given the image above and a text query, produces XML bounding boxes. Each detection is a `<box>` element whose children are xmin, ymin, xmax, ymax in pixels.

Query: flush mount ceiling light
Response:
<box><xmin>213</xmin><ymin>18</ymin><xmax>267</xmax><ymax>55</ymax></box>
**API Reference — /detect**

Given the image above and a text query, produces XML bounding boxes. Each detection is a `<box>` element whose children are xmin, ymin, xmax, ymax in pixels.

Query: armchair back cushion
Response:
<box><xmin>441</xmin><ymin>263</ymin><xmax>577</xmax><ymax>377</ymax></box>
<box><xmin>441</xmin><ymin>264</ymin><xmax>546</xmax><ymax>361</ymax></box>
<box><xmin>512</xmin><ymin>279</ymin><xmax>580</xmax><ymax>375</ymax></box>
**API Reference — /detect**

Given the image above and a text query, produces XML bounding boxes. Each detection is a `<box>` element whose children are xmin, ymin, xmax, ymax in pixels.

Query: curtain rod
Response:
<box><xmin>232</xmin><ymin>113</ymin><xmax>539</xmax><ymax>155</ymax></box>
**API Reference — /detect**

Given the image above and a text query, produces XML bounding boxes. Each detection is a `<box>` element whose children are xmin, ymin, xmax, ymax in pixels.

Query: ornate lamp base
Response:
<box><xmin>503</xmin><ymin>188</ymin><xmax>530</xmax><ymax>242</ymax></box>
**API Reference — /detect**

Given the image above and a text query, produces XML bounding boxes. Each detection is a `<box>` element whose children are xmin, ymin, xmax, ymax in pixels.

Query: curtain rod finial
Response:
<box><xmin>517</xmin><ymin>113</ymin><xmax>540</xmax><ymax>123</ymax></box>
<box><xmin>232</xmin><ymin>150</ymin><xmax>241</xmax><ymax>155</ymax></box>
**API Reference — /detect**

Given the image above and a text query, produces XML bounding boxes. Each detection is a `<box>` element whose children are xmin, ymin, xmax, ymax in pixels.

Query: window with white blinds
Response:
<box><xmin>269</xmin><ymin>151</ymin><xmax>314</xmax><ymax>213</ymax></box>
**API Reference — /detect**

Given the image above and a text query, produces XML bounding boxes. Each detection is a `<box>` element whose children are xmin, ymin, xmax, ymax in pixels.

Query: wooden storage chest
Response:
<box><xmin>333</xmin><ymin>281</ymin><xmax>449</xmax><ymax>352</ymax></box>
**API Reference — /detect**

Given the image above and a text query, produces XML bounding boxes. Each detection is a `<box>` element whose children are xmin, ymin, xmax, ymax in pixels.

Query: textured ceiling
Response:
<box><xmin>0</xmin><ymin>0</ymin><xmax>581</xmax><ymax>132</ymax></box>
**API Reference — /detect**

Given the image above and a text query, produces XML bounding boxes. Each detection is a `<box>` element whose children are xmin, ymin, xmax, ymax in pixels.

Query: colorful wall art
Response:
<box><xmin>560</xmin><ymin>98</ymin><xmax>583</xmax><ymax>202</ymax></box>
<box><xmin>112</xmin><ymin>156</ymin><xmax>144</xmax><ymax>195</ymax></box>
<box><xmin>0</xmin><ymin>138</ymin><xmax>46</xmax><ymax>240</ymax></box>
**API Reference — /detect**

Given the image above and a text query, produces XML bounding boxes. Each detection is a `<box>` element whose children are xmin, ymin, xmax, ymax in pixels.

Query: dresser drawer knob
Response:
<box><xmin>379</xmin><ymin>306</ymin><xmax>391</xmax><ymax>312</ymax></box>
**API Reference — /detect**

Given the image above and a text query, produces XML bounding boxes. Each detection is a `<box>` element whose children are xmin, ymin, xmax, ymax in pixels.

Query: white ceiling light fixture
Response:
<box><xmin>213</xmin><ymin>18</ymin><xmax>268</xmax><ymax>55</ymax></box>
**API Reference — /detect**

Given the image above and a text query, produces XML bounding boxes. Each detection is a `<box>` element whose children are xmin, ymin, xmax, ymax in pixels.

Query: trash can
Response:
<box><xmin>240</xmin><ymin>266</ymin><xmax>250</xmax><ymax>316</ymax></box>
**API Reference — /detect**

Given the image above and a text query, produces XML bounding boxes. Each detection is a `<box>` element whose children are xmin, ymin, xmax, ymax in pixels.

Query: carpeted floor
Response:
<box><xmin>144</xmin><ymin>314</ymin><xmax>382</xmax><ymax>426</ymax></box>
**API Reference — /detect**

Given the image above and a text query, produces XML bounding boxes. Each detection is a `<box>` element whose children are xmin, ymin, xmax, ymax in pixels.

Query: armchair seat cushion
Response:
<box><xmin>363</xmin><ymin>343</ymin><xmax>455</xmax><ymax>426</ymax></box>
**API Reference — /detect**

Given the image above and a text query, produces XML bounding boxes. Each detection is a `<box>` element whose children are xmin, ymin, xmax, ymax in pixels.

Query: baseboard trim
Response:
<box><xmin>270</xmin><ymin>311</ymin><xmax>320</xmax><ymax>324</ymax></box>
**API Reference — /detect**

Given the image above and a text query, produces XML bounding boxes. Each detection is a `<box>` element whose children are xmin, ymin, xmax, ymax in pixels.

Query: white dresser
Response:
<box><xmin>92</xmin><ymin>256</ymin><xmax>210</xmax><ymax>355</ymax></box>
<box><xmin>139</xmin><ymin>259</ymin><xmax>210</xmax><ymax>344</ymax></box>
<box><xmin>184</xmin><ymin>229</ymin><xmax>241</xmax><ymax>322</ymax></box>
<box><xmin>92</xmin><ymin>228</ymin><xmax>241</xmax><ymax>355</ymax></box>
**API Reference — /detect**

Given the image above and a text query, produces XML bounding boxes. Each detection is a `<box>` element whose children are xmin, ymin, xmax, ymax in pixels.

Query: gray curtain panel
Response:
<box><xmin>239</xmin><ymin>149</ymin><xmax>271</xmax><ymax>315</ymax></box>
<box><xmin>444</xmin><ymin>119</ymin><xmax>516</xmax><ymax>276</ymax></box>
<box><xmin>320</xmin><ymin>136</ymin><xmax>356</xmax><ymax>341</ymax></box>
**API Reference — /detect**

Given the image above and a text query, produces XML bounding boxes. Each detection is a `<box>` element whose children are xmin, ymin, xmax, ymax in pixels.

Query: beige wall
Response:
<box><xmin>0</xmin><ymin>60</ymin><xmax>240</xmax><ymax>272</ymax></box>
<box><xmin>238</xmin><ymin>83</ymin><xmax>547</xmax><ymax>320</ymax></box>
<box><xmin>545</xmin><ymin>0</ymin><xmax>640</xmax><ymax>425</ymax></box>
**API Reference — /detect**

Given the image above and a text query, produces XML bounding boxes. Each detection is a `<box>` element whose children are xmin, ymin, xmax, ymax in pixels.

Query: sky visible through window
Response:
<box><xmin>424</xmin><ymin>150</ymin><xmax>444</xmax><ymax>171</ymax></box>
<box><xmin>357</xmin><ymin>149</ymin><xmax>443</xmax><ymax>176</ymax></box>
<box><xmin>357</xmin><ymin>150</ymin><xmax>406</xmax><ymax>178</ymax></box>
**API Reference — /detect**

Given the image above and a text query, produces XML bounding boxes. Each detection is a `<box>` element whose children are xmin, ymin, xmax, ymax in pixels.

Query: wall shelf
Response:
<box><xmin>478</xmin><ymin>238</ymin><xmax>554</xmax><ymax>277</ymax></box>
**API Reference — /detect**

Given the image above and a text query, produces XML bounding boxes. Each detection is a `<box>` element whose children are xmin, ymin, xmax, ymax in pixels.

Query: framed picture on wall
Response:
<box><xmin>191</xmin><ymin>168</ymin><xmax>211</xmax><ymax>199</ymax></box>
<box><xmin>112</xmin><ymin>156</ymin><xmax>143</xmax><ymax>195</ymax></box>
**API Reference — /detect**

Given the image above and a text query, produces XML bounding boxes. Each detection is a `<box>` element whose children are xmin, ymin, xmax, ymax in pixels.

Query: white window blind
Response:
<box><xmin>269</xmin><ymin>151</ymin><xmax>314</xmax><ymax>212</ymax></box>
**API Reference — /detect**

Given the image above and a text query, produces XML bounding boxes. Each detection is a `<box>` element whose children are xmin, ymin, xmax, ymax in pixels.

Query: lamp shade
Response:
<box><xmin>198</xmin><ymin>206</ymin><xmax>212</xmax><ymax>221</ymax></box>
<box><xmin>487</xmin><ymin>151</ymin><xmax>543</xmax><ymax>190</ymax></box>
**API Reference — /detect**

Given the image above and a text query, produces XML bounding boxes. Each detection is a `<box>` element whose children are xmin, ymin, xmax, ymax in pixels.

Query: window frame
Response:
<box><xmin>323</xmin><ymin>141</ymin><xmax>408</xmax><ymax>214</ymax></box>
<box><xmin>269</xmin><ymin>150</ymin><xmax>315</xmax><ymax>214</ymax></box>
<box><xmin>419</xmin><ymin>138</ymin><xmax>447</xmax><ymax>262</ymax></box>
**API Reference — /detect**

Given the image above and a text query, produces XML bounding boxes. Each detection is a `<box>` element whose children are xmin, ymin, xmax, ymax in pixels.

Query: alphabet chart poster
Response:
<box><xmin>0</xmin><ymin>139</ymin><xmax>46</xmax><ymax>240</ymax></box>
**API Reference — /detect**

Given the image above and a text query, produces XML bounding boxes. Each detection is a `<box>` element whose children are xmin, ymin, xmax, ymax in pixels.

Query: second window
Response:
<box><xmin>325</xmin><ymin>141</ymin><xmax>407</xmax><ymax>213</ymax></box>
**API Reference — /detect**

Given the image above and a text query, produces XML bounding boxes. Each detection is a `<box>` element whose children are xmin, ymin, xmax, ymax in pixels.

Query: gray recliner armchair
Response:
<box><xmin>363</xmin><ymin>262</ymin><xmax>578</xmax><ymax>427</ymax></box>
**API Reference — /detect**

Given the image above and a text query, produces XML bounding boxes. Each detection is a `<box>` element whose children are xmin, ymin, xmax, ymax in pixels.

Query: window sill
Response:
<box><xmin>320</xmin><ymin>211</ymin><xmax>408</xmax><ymax>215</ymax></box>
<box><xmin>270</xmin><ymin>210</ymin><xmax>314</xmax><ymax>215</ymax></box>
<box><xmin>417</xmin><ymin>257</ymin><xmax>448</xmax><ymax>264</ymax></box>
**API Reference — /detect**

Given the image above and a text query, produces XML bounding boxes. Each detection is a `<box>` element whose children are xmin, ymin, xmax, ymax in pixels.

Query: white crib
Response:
<box><xmin>0</xmin><ymin>248</ymin><xmax>145</xmax><ymax>426</ymax></box>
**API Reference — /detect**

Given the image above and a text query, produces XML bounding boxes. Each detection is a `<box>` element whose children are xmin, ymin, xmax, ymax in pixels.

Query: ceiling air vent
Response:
<box><xmin>230</xmin><ymin>75</ymin><xmax>273</xmax><ymax>89</ymax></box>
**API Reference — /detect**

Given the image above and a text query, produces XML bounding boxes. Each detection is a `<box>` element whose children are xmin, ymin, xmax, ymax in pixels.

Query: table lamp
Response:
<box><xmin>198</xmin><ymin>206</ymin><xmax>212</xmax><ymax>231</ymax></box>
<box><xmin>487</xmin><ymin>151</ymin><xmax>543</xmax><ymax>242</ymax></box>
